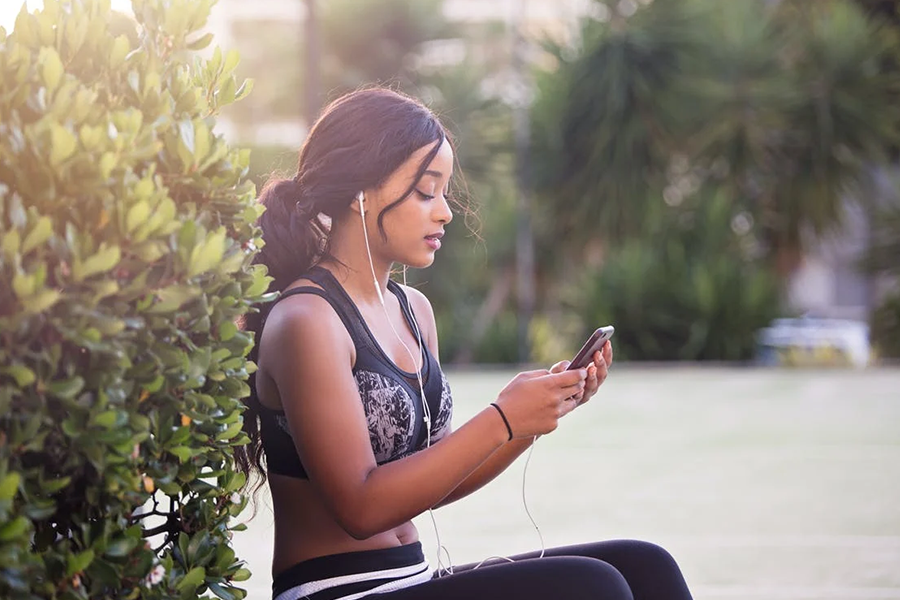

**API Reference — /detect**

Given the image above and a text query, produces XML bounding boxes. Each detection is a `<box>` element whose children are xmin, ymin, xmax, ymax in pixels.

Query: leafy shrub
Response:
<box><xmin>870</xmin><ymin>290</ymin><xmax>900</xmax><ymax>359</ymax></box>
<box><xmin>567</xmin><ymin>191</ymin><xmax>781</xmax><ymax>361</ymax></box>
<box><xmin>0</xmin><ymin>1</ymin><xmax>269</xmax><ymax>598</ymax></box>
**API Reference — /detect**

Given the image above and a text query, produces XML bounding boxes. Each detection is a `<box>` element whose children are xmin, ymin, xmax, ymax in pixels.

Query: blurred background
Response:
<box><xmin>5</xmin><ymin>0</ymin><xmax>896</xmax><ymax>366</ymax></box>
<box><xmin>186</xmin><ymin>0</ymin><xmax>899</xmax><ymax>368</ymax></box>
<box><xmin>4</xmin><ymin>0</ymin><xmax>898</xmax><ymax>598</ymax></box>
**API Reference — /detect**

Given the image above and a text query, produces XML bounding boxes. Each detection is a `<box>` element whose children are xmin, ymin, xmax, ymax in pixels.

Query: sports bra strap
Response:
<box><xmin>270</xmin><ymin>281</ymin><xmax>373</xmax><ymax>351</ymax></box>
<box><xmin>387</xmin><ymin>280</ymin><xmax>423</xmax><ymax>340</ymax></box>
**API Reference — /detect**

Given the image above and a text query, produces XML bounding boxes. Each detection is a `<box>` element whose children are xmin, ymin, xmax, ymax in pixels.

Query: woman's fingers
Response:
<box><xmin>549</xmin><ymin>360</ymin><xmax>571</xmax><ymax>374</ymax></box>
<box><xmin>602</xmin><ymin>340</ymin><xmax>613</xmax><ymax>366</ymax></box>
<box><xmin>595</xmin><ymin>349</ymin><xmax>609</xmax><ymax>382</ymax></box>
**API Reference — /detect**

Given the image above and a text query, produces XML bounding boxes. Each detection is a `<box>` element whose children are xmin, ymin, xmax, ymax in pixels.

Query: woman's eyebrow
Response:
<box><xmin>423</xmin><ymin>169</ymin><xmax>443</xmax><ymax>178</ymax></box>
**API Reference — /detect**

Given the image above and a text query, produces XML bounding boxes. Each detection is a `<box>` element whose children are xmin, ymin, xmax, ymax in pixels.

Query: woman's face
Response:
<box><xmin>368</xmin><ymin>138</ymin><xmax>455</xmax><ymax>268</ymax></box>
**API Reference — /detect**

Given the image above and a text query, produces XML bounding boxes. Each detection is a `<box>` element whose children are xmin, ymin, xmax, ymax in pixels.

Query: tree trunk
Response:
<box><xmin>304</xmin><ymin>0</ymin><xmax>321</xmax><ymax>125</ymax></box>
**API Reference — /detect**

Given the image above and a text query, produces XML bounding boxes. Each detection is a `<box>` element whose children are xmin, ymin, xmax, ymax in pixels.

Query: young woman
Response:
<box><xmin>238</xmin><ymin>88</ymin><xmax>694</xmax><ymax>600</ymax></box>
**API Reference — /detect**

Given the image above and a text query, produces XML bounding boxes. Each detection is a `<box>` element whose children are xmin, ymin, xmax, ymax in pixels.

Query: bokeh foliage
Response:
<box><xmin>531</xmin><ymin>0</ymin><xmax>900</xmax><ymax>265</ymax></box>
<box><xmin>567</xmin><ymin>190</ymin><xmax>781</xmax><ymax>362</ymax></box>
<box><xmin>529</xmin><ymin>0</ymin><xmax>900</xmax><ymax>361</ymax></box>
<box><xmin>234</xmin><ymin>0</ymin><xmax>900</xmax><ymax>364</ymax></box>
<box><xmin>0</xmin><ymin>0</ymin><xmax>269</xmax><ymax>598</ymax></box>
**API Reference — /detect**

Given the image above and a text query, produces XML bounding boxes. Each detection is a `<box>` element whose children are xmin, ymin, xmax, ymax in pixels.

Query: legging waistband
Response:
<box><xmin>273</xmin><ymin>542</ymin><xmax>433</xmax><ymax>600</ymax></box>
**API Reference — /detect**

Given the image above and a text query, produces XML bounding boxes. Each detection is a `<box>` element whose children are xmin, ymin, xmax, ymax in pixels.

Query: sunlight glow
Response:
<box><xmin>0</xmin><ymin>0</ymin><xmax>135</xmax><ymax>31</ymax></box>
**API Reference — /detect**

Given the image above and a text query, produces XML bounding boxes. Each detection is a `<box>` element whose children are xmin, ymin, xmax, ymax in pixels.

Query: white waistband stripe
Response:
<box><xmin>274</xmin><ymin>560</ymin><xmax>433</xmax><ymax>600</ymax></box>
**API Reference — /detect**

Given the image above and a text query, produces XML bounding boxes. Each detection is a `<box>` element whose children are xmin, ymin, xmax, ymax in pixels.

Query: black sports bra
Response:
<box><xmin>258</xmin><ymin>266</ymin><xmax>453</xmax><ymax>479</ymax></box>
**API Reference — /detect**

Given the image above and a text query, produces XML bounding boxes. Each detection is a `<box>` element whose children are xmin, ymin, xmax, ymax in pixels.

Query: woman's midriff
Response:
<box><xmin>268</xmin><ymin>473</ymin><xmax>420</xmax><ymax>577</ymax></box>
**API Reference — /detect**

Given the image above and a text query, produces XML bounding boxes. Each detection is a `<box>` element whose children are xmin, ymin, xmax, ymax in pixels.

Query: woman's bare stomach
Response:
<box><xmin>268</xmin><ymin>473</ymin><xmax>419</xmax><ymax>577</ymax></box>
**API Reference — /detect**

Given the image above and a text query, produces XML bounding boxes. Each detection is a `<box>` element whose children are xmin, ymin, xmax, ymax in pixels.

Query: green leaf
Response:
<box><xmin>234</xmin><ymin>79</ymin><xmax>254</xmax><ymax>103</ymax></box>
<box><xmin>209</xmin><ymin>582</ymin><xmax>238</xmax><ymax>600</ymax></box>
<box><xmin>3</xmin><ymin>364</ymin><xmax>36</xmax><ymax>387</ymax></box>
<box><xmin>0</xmin><ymin>516</ymin><xmax>29</xmax><ymax>541</ymax></box>
<box><xmin>47</xmin><ymin>376</ymin><xmax>85</xmax><ymax>400</ymax></box>
<box><xmin>188</xmin><ymin>228</ymin><xmax>226</xmax><ymax>277</ymax></box>
<box><xmin>148</xmin><ymin>284</ymin><xmax>202</xmax><ymax>313</ymax></box>
<box><xmin>222</xmin><ymin>49</ymin><xmax>240</xmax><ymax>76</ymax></box>
<box><xmin>187</xmin><ymin>530</ymin><xmax>209</xmax><ymax>561</ymax></box>
<box><xmin>245</xmin><ymin>268</ymin><xmax>271</xmax><ymax>297</ymax></box>
<box><xmin>230</xmin><ymin>568</ymin><xmax>251</xmax><ymax>582</ymax></box>
<box><xmin>168</xmin><ymin>446</ymin><xmax>195</xmax><ymax>462</ymax></box>
<box><xmin>12</xmin><ymin>272</ymin><xmax>36</xmax><ymax>299</ymax></box>
<box><xmin>216</xmin><ymin>421</ymin><xmax>242</xmax><ymax>441</ymax></box>
<box><xmin>216</xmin><ymin>77</ymin><xmax>236</xmax><ymax>106</ymax></box>
<box><xmin>99</xmin><ymin>152</ymin><xmax>117</xmax><ymax>180</ymax></box>
<box><xmin>224</xmin><ymin>472</ymin><xmax>246</xmax><ymax>493</ymax></box>
<box><xmin>0</xmin><ymin>472</ymin><xmax>21</xmax><ymax>501</ymax></box>
<box><xmin>86</xmin><ymin>558</ymin><xmax>120</xmax><ymax>587</ymax></box>
<box><xmin>177</xmin><ymin>566</ymin><xmax>206</xmax><ymax>591</ymax></box>
<box><xmin>126</xmin><ymin>201</ymin><xmax>150</xmax><ymax>234</ymax></box>
<box><xmin>50</xmin><ymin>124</ymin><xmax>78</xmax><ymax>167</ymax></box>
<box><xmin>40</xmin><ymin>47</ymin><xmax>64</xmax><ymax>92</ymax></box>
<box><xmin>24</xmin><ymin>288</ymin><xmax>61</xmax><ymax>314</ymax></box>
<box><xmin>105</xmin><ymin>537</ymin><xmax>137</xmax><ymax>557</ymax></box>
<box><xmin>218</xmin><ymin>321</ymin><xmax>237</xmax><ymax>341</ymax></box>
<box><xmin>73</xmin><ymin>245</ymin><xmax>121</xmax><ymax>281</ymax></box>
<box><xmin>1</xmin><ymin>229</ymin><xmax>20</xmax><ymax>258</ymax></box>
<box><xmin>109</xmin><ymin>34</ymin><xmax>130</xmax><ymax>69</ymax></box>
<box><xmin>187</xmin><ymin>32</ymin><xmax>214</xmax><ymax>51</ymax></box>
<box><xmin>67</xmin><ymin>549</ymin><xmax>95</xmax><ymax>576</ymax></box>
<box><xmin>40</xmin><ymin>476</ymin><xmax>71</xmax><ymax>494</ymax></box>
<box><xmin>22</xmin><ymin>216</ymin><xmax>53</xmax><ymax>254</ymax></box>
<box><xmin>93</xmin><ymin>411</ymin><xmax>118</xmax><ymax>428</ymax></box>
<box><xmin>23</xmin><ymin>500</ymin><xmax>57</xmax><ymax>520</ymax></box>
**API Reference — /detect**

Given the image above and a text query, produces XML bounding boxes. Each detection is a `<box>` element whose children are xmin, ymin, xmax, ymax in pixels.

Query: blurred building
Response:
<box><xmin>788</xmin><ymin>168</ymin><xmax>897</xmax><ymax>322</ymax></box>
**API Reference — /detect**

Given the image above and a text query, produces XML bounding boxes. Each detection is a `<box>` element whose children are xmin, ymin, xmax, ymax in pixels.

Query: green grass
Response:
<box><xmin>233</xmin><ymin>367</ymin><xmax>900</xmax><ymax>599</ymax></box>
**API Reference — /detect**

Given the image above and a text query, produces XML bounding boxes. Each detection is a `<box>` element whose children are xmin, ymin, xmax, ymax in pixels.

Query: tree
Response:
<box><xmin>530</xmin><ymin>0</ymin><xmax>900</xmax><ymax>275</ymax></box>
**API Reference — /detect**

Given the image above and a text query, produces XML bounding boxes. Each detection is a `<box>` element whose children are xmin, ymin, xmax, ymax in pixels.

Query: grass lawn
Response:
<box><xmin>232</xmin><ymin>367</ymin><xmax>900</xmax><ymax>600</ymax></box>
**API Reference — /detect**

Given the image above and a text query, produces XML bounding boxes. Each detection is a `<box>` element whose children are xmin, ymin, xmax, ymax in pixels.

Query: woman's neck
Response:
<box><xmin>321</xmin><ymin>221</ymin><xmax>392</xmax><ymax>305</ymax></box>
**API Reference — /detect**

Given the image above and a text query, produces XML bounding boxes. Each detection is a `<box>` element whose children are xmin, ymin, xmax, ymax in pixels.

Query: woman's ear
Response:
<box><xmin>351</xmin><ymin>191</ymin><xmax>365</xmax><ymax>216</ymax></box>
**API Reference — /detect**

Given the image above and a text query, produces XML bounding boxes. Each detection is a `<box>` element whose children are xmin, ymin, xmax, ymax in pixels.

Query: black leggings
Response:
<box><xmin>380</xmin><ymin>539</ymin><xmax>694</xmax><ymax>600</ymax></box>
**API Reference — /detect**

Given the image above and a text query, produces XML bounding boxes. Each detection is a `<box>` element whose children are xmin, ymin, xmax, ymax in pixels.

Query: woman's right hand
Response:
<box><xmin>493</xmin><ymin>368</ymin><xmax>588</xmax><ymax>439</ymax></box>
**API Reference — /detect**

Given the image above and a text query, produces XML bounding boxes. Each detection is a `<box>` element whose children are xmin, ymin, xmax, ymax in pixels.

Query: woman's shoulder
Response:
<box><xmin>394</xmin><ymin>283</ymin><xmax>435</xmax><ymax>320</ymax></box>
<box><xmin>262</xmin><ymin>282</ymin><xmax>345</xmax><ymax>348</ymax></box>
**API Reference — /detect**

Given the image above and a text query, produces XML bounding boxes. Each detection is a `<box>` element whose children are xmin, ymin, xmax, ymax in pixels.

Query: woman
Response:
<box><xmin>238</xmin><ymin>88</ymin><xmax>694</xmax><ymax>600</ymax></box>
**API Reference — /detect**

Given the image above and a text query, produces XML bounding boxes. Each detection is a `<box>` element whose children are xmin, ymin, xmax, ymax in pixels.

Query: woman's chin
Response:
<box><xmin>402</xmin><ymin>254</ymin><xmax>436</xmax><ymax>269</ymax></box>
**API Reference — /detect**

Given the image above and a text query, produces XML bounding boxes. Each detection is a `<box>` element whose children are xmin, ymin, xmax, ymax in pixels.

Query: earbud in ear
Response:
<box><xmin>356</xmin><ymin>191</ymin><xmax>365</xmax><ymax>217</ymax></box>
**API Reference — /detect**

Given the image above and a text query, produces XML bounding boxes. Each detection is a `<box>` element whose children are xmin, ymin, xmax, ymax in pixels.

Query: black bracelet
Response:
<box><xmin>490</xmin><ymin>402</ymin><xmax>514</xmax><ymax>441</ymax></box>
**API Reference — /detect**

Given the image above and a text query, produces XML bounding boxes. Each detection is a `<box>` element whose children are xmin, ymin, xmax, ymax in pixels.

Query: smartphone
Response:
<box><xmin>566</xmin><ymin>326</ymin><xmax>615</xmax><ymax>371</ymax></box>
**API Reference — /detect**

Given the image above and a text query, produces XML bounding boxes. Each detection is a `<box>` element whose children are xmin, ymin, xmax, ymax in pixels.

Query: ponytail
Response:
<box><xmin>234</xmin><ymin>177</ymin><xmax>327</xmax><ymax>486</ymax></box>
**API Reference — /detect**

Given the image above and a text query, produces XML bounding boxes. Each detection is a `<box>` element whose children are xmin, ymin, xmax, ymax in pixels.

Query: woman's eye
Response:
<box><xmin>415</xmin><ymin>189</ymin><xmax>435</xmax><ymax>200</ymax></box>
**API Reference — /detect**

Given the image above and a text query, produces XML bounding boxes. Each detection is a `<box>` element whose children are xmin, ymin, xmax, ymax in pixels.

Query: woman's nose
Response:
<box><xmin>435</xmin><ymin>194</ymin><xmax>453</xmax><ymax>224</ymax></box>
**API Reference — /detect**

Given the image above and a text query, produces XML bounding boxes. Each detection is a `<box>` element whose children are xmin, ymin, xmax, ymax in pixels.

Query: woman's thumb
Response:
<box><xmin>549</xmin><ymin>360</ymin><xmax>571</xmax><ymax>374</ymax></box>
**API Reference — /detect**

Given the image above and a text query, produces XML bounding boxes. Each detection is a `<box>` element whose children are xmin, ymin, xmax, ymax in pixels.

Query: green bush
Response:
<box><xmin>870</xmin><ymin>290</ymin><xmax>900</xmax><ymax>359</ymax></box>
<box><xmin>0</xmin><ymin>1</ymin><xmax>270</xmax><ymax>598</ymax></box>
<box><xmin>567</xmin><ymin>191</ymin><xmax>781</xmax><ymax>362</ymax></box>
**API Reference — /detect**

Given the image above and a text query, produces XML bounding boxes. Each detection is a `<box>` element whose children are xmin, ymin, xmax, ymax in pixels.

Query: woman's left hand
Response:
<box><xmin>550</xmin><ymin>341</ymin><xmax>613</xmax><ymax>407</ymax></box>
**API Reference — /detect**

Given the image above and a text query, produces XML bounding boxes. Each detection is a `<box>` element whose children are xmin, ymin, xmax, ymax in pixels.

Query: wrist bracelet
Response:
<box><xmin>490</xmin><ymin>402</ymin><xmax>514</xmax><ymax>441</ymax></box>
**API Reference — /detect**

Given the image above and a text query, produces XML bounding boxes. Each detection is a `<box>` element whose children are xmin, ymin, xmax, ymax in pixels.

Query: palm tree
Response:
<box><xmin>304</xmin><ymin>0</ymin><xmax>321</xmax><ymax>124</ymax></box>
<box><xmin>530</xmin><ymin>0</ymin><xmax>900</xmax><ymax>277</ymax></box>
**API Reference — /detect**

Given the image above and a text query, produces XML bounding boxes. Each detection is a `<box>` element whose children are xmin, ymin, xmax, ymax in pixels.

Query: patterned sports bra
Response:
<box><xmin>258</xmin><ymin>266</ymin><xmax>453</xmax><ymax>479</ymax></box>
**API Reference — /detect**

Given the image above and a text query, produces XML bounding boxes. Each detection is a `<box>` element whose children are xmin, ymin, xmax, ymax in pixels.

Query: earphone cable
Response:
<box><xmin>360</xmin><ymin>195</ymin><xmax>542</xmax><ymax>576</ymax></box>
<box><xmin>360</xmin><ymin>196</ymin><xmax>446</xmax><ymax>574</ymax></box>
